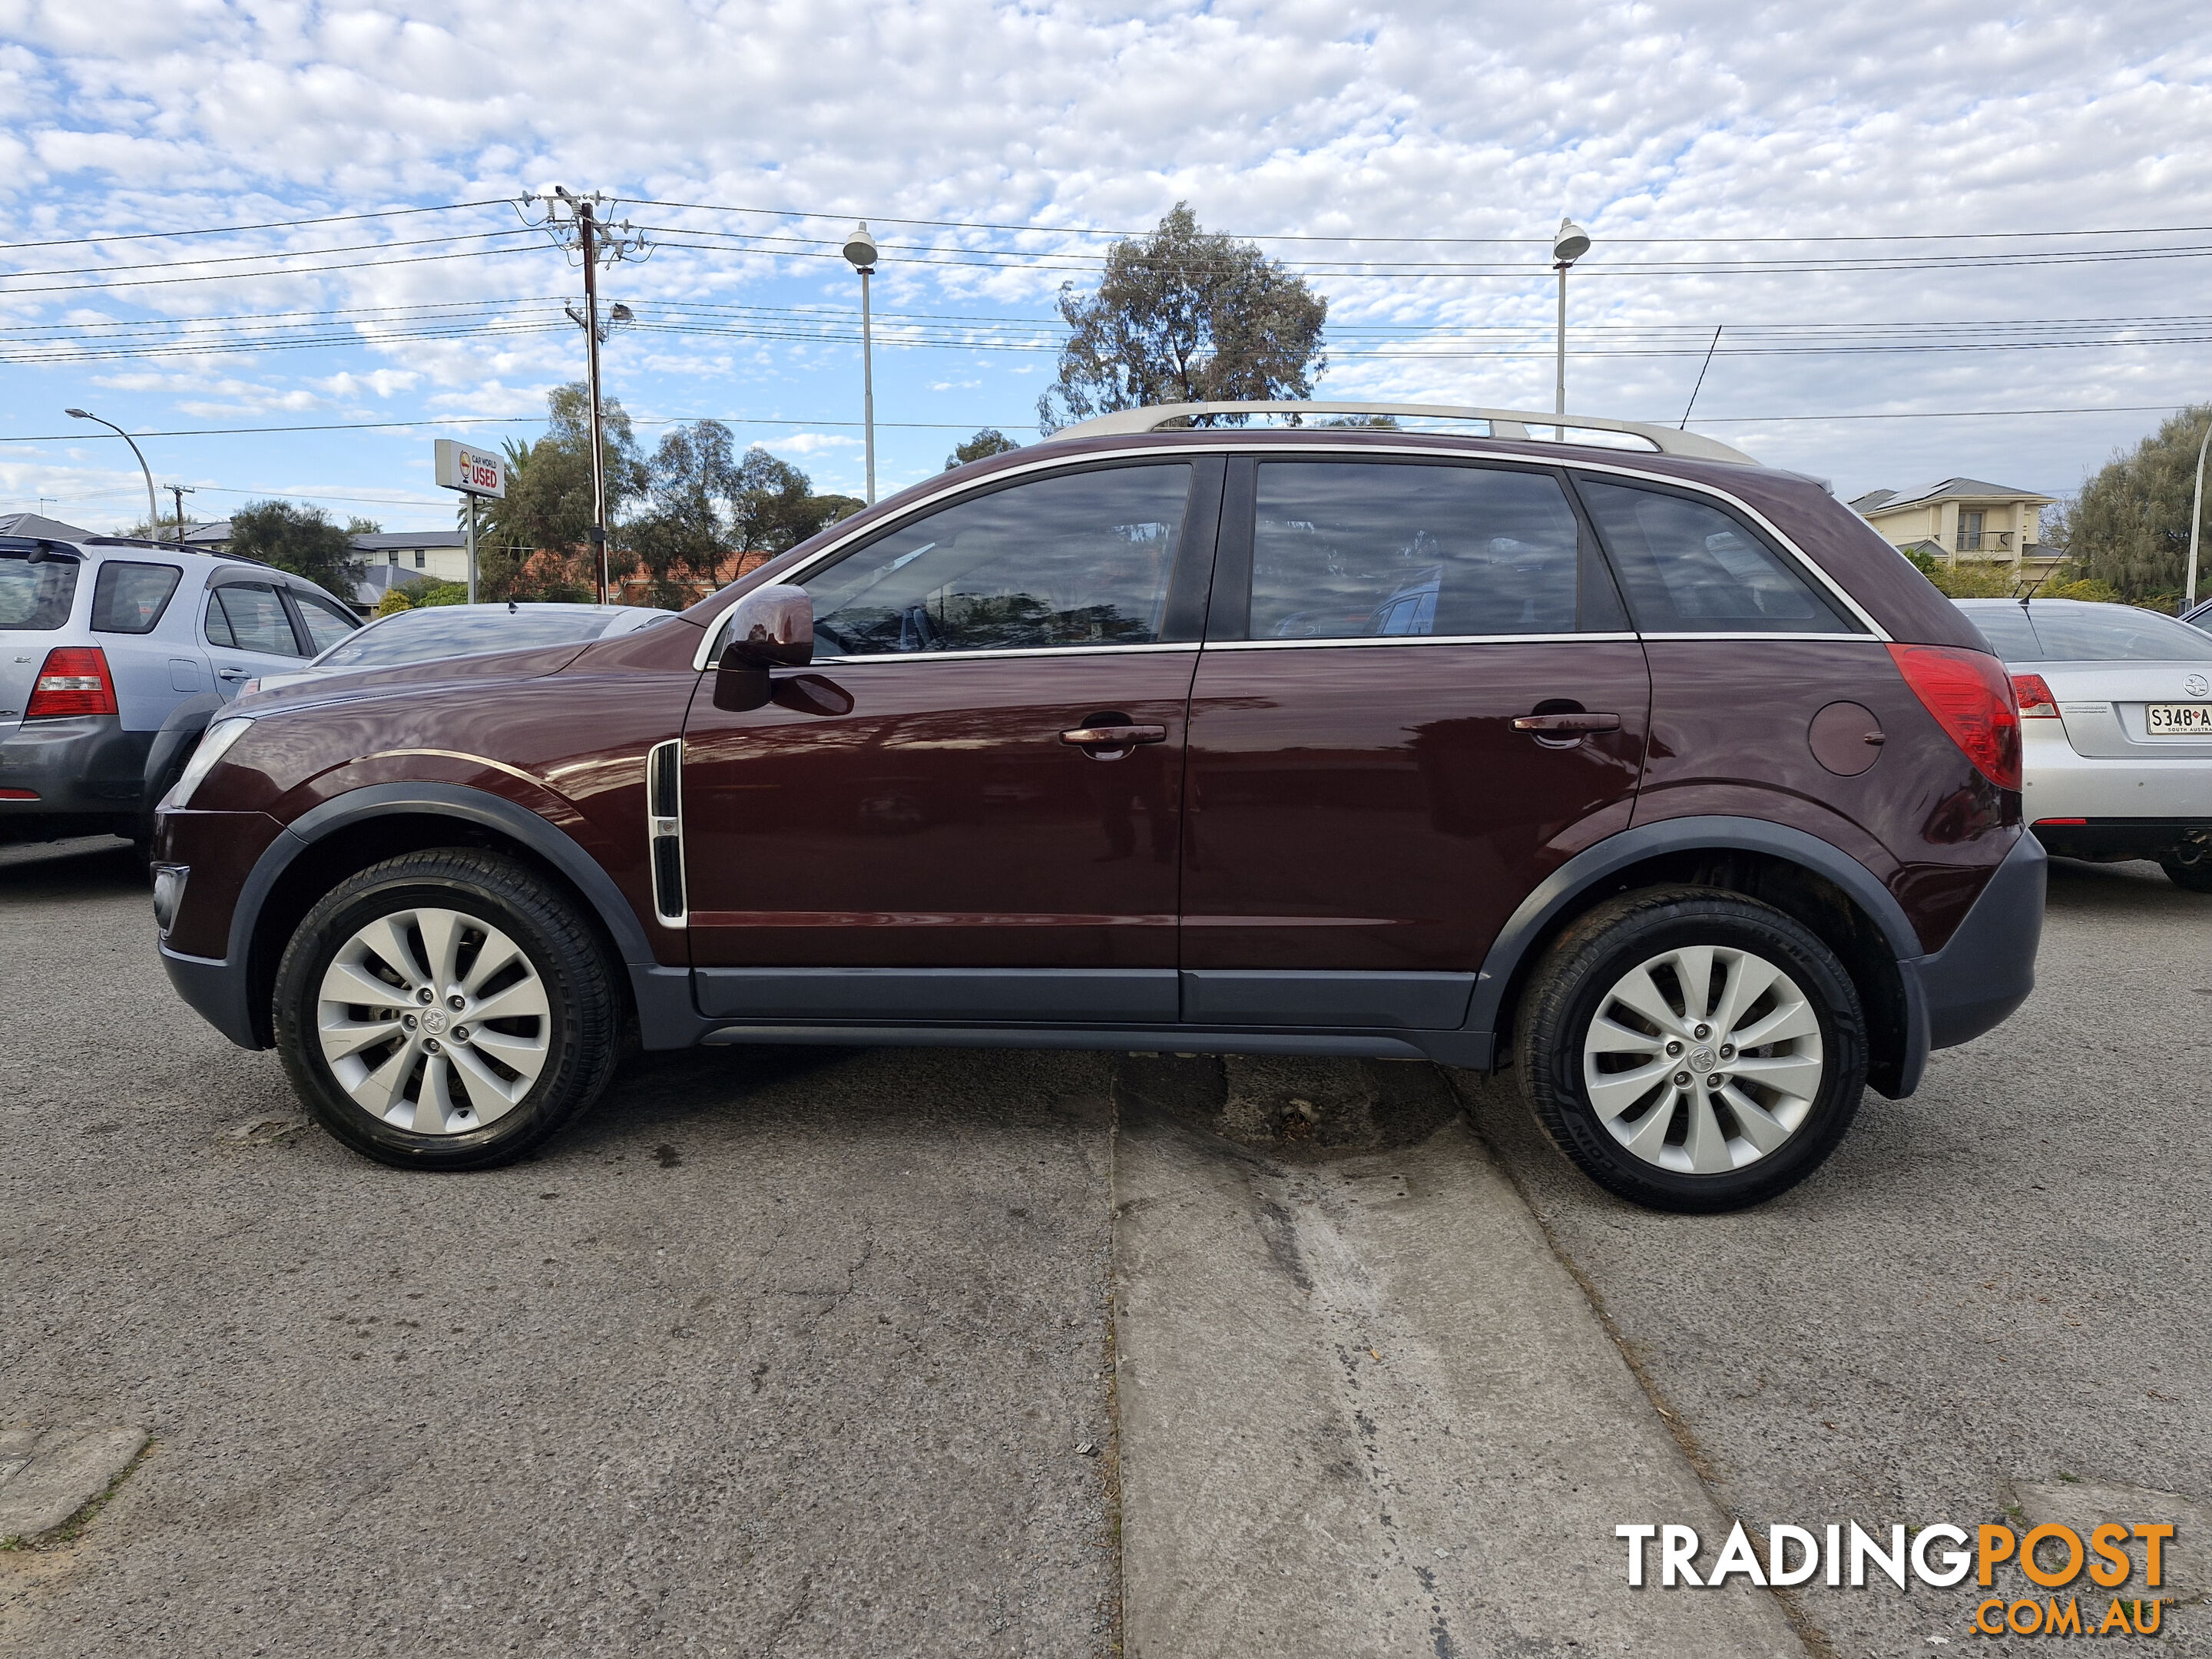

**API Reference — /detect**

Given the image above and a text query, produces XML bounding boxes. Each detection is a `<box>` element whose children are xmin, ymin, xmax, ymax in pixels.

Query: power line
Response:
<box><xmin>0</xmin><ymin>243</ymin><xmax>541</xmax><ymax>296</ymax></box>
<box><xmin>0</xmin><ymin>199</ymin><xmax>512</xmax><ymax>253</ymax></box>
<box><xmin>0</xmin><ymin>227</ymin><xmax>544</xmax><ymax>282</ymax></box>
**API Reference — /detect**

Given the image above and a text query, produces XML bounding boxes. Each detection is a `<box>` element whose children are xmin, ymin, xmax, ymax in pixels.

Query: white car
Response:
<box><xmin>1955</xmin><ymin>598</ymin><xmax>2212</xmax><ymax>891</ymax></box>
<box><xmin>241</xmin><ymin>601</ymin><xmax>672</xmax><ymax>696</ymax></box>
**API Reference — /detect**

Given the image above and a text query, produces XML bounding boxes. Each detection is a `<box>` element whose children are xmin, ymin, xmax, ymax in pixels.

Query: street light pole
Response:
<box><xmin>1550</xmin><ymin>217</ymin><xmax>1592</xmax><ymax>419</ymax></box>
<box><xmin>2187</xmin><ymin>413</ymin><xmax>2210</xmax><ymax>611</ymax></box>
<box><xmin>843</xmin><ymin>223</ymin><xmax>880</xmax><ymax>505</ymax></box>
<box><xmin>64</xmin><ymin>408</ymin><xmax>158</xmax><ymax>537</ymax></box>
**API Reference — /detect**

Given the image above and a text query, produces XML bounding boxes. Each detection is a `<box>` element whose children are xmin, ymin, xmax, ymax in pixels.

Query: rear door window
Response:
<box><xmin>1578</xmin><ymin>477</ymin><xmax>1861</xmax><ymax>634</ymax></box>
<box><xmin>91</xmin><ymin>561</ymin><xmax>184</xmax><ymax>634</ymax></box>
<box><xmin>0</xmin><ymin>552</ymin><xmax>79</xmax><ymax>631</ymax></box>
<box><xmin>206</xmin><ymin>581</ymin><xmax>306</xmax><ymax>656</ymax></box>
<box><xmin>290</xmin><ymin>591</ymin><xmax>360</xmax><ymax>655</ymax></box>
<box><xmin>1244</xmin><ymin>461</ymin><xmax>1624</xmax><ymax>638</ymax></box>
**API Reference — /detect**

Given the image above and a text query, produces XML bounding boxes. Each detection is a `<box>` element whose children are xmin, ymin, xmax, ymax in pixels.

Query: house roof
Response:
<box><xmin>1858</xmin><ymin>478</ymin><xmax>2056</xmax><ymax>513</ymax></box>
<box><xmin>0</xmin><ymin>511</ymin><xmax>97</xmax><ymax>541</ymax></box>
<box><xmin>180</xmin><ymin>520</ymin><xmax>233</xmax><ymax>544</ymax></box>
<box><xmin>1846</xmin><ymin>489</ymin><xmax>1897</xmax><ymax>514</ymax></box>
<box><xmin>351</xmin><ymin>531</ymin><xmax>466</xmax><ymax>551</ymax></box>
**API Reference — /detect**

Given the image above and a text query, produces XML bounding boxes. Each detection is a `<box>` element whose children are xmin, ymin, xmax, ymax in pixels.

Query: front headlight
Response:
<box><xmin>162</xmin><ymin>717</ymin><xmax>254</xmax><ymax>810</ymax></box>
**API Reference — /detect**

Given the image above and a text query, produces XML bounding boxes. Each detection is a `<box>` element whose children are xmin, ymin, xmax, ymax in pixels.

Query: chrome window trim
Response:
<box><xmin>806</xmin><ymin>641</ymin><xmax>1200</xmax><ymax>667</ymax></box>
<box><xmin>691</xmin><ymin>439</ymin><xmax>1892</xmax><ymax>668</ymax></box>
<box><xmin>1203</xmin><ymin>631</ymin><xmax>1639</xmax><ymax>651</ymax></box>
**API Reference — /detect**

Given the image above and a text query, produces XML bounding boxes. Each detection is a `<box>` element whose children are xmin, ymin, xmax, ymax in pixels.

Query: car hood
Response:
<box><xmin>230</xmin><ymin>638</ymin><xmax>600</xmax><ymax>718</ymax></box>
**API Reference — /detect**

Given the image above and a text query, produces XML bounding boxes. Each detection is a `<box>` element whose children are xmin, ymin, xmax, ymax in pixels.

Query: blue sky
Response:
<box><xmin>2</xmin><ymin>0</ymin><xmax>2208</xmax><ymax>534</ymax></box>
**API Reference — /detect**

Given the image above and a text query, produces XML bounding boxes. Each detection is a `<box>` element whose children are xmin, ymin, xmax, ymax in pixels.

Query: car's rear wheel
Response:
<box><xmin>273</xmin><ymin>849</ymin><xmax>621</xmax><ymax>1169</ymax></box>
<box><xmin>1514</xmin><ymin>886</ymin><xmax>1867</xmax><ymax>1213</ymax></box>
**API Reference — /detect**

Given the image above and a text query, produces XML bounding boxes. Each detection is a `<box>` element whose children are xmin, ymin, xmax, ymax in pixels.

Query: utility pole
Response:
<box><xmin>167</xmin><ymin>483</ymin><xmax>195</xmax><ymax>548</ymax></box>
<box><xmin>533</xmin><ymin>187</ymin><xmax>646</xmax><ymax>603</ymax></box>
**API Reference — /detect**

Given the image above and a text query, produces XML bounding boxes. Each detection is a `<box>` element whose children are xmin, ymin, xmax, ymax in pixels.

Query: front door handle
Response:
<box><xmin>1512</xmin><ymin>712</ymin><xmax>1621</xmax><ymax>734</ymax></box>
<box><xmin>215</xmin><ymin>667</ymin><xmax>253</xmax><ymax>680</ymax></box>
<box><xmin>1061</xmin><ymin>724</ymin><xmax>1167</xmax><ymax>749</ymax></box>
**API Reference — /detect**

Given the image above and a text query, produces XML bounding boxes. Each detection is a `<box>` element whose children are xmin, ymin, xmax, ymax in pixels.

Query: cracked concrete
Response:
<box><xmin>1110</xmin><ymin>1058</ymin><xmax>1803</xmax><ymax>1657</ymax></box>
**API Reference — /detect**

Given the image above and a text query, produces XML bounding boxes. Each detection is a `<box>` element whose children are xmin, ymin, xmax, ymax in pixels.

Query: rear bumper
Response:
<box><xmin>0</xmin><ymin>715</ymin><xmax>154</xmax><ymax>821</ymax></box>
<box><xmin>2031</xmin><ymin>817</ymin><xmax>2212</xmax><ymax>863</ymax></box>
<box><xmin>1902</xmin><ymin>830</ymin><xmax>2047</xmax><ymax>1058</ymax></box>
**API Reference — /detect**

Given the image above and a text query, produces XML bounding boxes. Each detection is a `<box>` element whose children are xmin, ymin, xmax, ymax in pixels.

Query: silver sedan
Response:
<box><xmin>1956</xmin><ymin>598</ymin><xmax>2212</xmax><ymax>891</ymax></box>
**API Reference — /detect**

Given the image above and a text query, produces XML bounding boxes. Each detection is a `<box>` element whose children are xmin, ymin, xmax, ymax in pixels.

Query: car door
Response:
<box><xmin>201</xmin><ymin>578</ymin><xmax>311</xmax><ymax>698</ymax></box>
<box><xmin>1178</xmin><ymin>456</ymin><xmax>1651</xmax><ymax>1030</ymax></box>
<box><xmin>680</xmin><ymin>457</ymin><xmax>1224</xmax><ymax>1028</ymax></box>
<box><xmin>285</xmin><ymin>587</ymin><xmax>361</xmax><ymax>657</ymax></box>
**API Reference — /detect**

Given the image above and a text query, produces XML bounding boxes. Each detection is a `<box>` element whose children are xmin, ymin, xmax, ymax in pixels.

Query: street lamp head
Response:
<box><xmin>1551</xmin><ymin>216</ymin><xmax>1592</xmax><ymax>265</ymax></box>
<box><xmin>609</xmin><ymin>303</ymin><xmax>635</xmax><ymax>323</ymax></box>
<box><xmin>843</xmin><ymin>221</ymin><xmax>879</xmax><ymax>273</ymax></box>
<box><xmin>65</xmin><ymin>407</ymin><xmax>90</xmax><ymax>419</ymax></box>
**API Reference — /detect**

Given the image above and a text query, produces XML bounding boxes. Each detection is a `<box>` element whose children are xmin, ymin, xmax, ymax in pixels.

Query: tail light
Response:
<box><xmin>1886</xmin><ymin>644</ymin><xmax>2021</xmax><ymax>791</ymax></box>
<box><xmin>2012</xmin><ymin>672</ymin><xmax>2058</xmax><ymax>717</ymax></box>
<box><xmin>26</xmin><ymin>646</ymin><xmax>118</xmax><ymax>718</ymax></box>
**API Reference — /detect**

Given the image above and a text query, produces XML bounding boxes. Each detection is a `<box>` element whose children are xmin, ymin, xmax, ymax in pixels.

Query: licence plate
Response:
<box><xmin>2146</xmin><ymin>703</ymin><xmax>2212</xmax><ymax>735</ymax></box>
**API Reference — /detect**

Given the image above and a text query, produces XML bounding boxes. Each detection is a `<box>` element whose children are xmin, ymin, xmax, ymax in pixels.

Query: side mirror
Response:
<box><xmin>714</xmin><ymin>584</ymin><xmax>814</xmax><ymax>712</ymax></box>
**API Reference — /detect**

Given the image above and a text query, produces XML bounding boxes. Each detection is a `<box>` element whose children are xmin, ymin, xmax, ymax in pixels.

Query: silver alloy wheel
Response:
<box><xmin>1581</xmin><ymin>944</ymin><xmax>1825</xmax><ymax>1174</ymax></box>
<box><xmin>316</xmin><ymin>906</ymin><xmax>552</xmax><ymax>1135</ymax></box>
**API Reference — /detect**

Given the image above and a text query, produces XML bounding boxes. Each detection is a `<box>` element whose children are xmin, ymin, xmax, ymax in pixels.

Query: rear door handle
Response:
<box><xmin>1060</xmin><ymin>724</ymin><xmax>1168</xmax><ymax>748</ymax></box>
<box><xmin>1512</xmin><ymin>712</ymin><xmax>1621</xmax><ymax>733</ymax></box>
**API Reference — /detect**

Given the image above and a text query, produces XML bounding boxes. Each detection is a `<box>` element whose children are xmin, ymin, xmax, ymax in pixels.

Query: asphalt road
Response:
<box><xmin>0</xmin><ymin>839</ymin><xmax>1119</xmax><ymax>1658</ymax></box>
<box><xmin>1460</xmin><ymin>856</ymin><xmax>2212</xmax><ymax>1654</ymax></box>
<box><xmin>3</xmin><ymin>837</ymin><xmax>2207</xmax><ymax>1657</ymax></box>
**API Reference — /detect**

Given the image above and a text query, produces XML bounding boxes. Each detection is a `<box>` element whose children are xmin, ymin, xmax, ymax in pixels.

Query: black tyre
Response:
<box><xmin>1513</xmin><ymin>886</ymin><xmax>1868</xmax><ymax>1213</ymax></box>
<box><xmin>273</xmin><ymin>849</ymin><xmax>621</xmax><ymax>1170</ymax></box>
<box><xmin>2158</xmin><ymin>846</ymin><xmax>2212</xmax><ymax>892</ymax></box>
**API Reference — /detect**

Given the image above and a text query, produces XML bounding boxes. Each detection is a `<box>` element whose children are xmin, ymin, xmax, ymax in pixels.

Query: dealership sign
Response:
<box><xmin>433</xmin><ymin>439</ymin><xmax>505</xmax><ymax>498</ymax></box>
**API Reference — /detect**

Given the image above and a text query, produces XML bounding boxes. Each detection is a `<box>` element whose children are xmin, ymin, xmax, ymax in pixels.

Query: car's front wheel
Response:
<box><xmin>273</xmin><ymin>849</ymin><xmax>621</xmax><ymax>1169</ymax></box>
<box><xmin>1514</xmin><ymin>886</ymin><xmax>1868</xmax><ymax>1213</ymax></box>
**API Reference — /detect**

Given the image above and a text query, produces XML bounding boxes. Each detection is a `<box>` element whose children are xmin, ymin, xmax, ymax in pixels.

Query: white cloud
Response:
<box><xmin>0</xmin><ymin>0</ymin><xmax>2204</xmax><ymax>506</ymax></box>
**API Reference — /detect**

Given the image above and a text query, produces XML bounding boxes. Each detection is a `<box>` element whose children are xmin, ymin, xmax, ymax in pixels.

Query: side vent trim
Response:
<box><xmin>646</xmin><ymin>739</ymin><xmax>686</xmax><ymax>927</ymax></box>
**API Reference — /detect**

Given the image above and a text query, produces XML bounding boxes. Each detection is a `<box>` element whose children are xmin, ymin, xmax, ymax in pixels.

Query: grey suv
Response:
<box><xmin>0</xmin><ymin>533</ymin><xmax>359</xmax><ymax>846</ymax></box>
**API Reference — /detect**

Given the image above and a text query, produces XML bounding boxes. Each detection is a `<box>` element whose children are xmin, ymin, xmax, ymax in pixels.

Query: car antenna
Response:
<box><xmin>508</xmin><ymin>599</ymin><xmax>518</xmax><ymax>614</ymax></box>
<box><xmin>2016</xmin><ymin>571</ymin><xmax>2050</xmax><ymax>608</ymax></box>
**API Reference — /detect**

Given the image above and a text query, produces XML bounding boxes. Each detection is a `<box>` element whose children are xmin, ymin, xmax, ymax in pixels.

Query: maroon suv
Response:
<box><xmin>152</xmin><ymin>404</ymin><xmax>2044</xmax><ymax>1211</ymax></box>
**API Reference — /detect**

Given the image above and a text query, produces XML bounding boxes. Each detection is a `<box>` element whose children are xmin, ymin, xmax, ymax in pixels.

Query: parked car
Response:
<box><xmin>2181</xmin><ymin>595</ymin><xmax>2210</xmax><ymax>635</ymax></box>
<box><xmin>239</xmin><ymin>601</ymin><xmax>674</xmax><ymax>695</ymax></box>
<box><xmin>1</xmin><ymin>532</ymin><xmax>358</xmax><ymax>848</ymax></box>
<box><xmin>144</xmin><ymin>603</ymin><xmax>674</xmax><ymax>837</ymax></box>
<box><xmin>1953</xmin><ymin>597</ymin><xmax>2212</xmax><ymax>890</ymax></box>
<box><xmin>152</xmin><ymin>402</ymin><xmax>2045</xmax><ymax>1211</ymax></box>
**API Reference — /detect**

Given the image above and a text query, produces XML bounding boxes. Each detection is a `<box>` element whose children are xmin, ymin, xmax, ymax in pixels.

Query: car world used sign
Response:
<box><xmin>433</xmin><ymin>439</ymin><xmax>505</xmax><ymax>498</ymax></box>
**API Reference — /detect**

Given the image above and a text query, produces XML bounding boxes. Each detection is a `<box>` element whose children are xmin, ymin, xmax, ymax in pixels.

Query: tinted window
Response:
<box><xmin>208</xmin><ymin>582</ymin><xmax>305</xmax><ymax>656</ymax></box>
<box><xmin>0</xmin><ymin>553</ymin><xmax>78</xmax><ymax>631</ymax></box>
<box><xmin>1955</xmin><ymin>604</ymin><xmax>2040</xmax><ymax>661</ymax></box>
<box><xmin>2018</xmin><ymin>604</ymin><xmax>2212</xmax><ymax>664</ymax></box>
<box><xmin>803</xmin><ymin>465</ymin><xmax>1191</xmax><ymax>656</ymax></box>
<box><xmin>292</xmin><ymin>591</ymin><xmax>359</xmax><ymax>654</ymax></box>
<box><xmin>91</xmin><ymin>561</ymin><xmax>183</xmax><ymax>634</ymax></box>
<box><xmin>313</xmin><ymin>606</ymin><xmax>617</xmax><ymax>670</ymax></box>
<box><xmin>1578</xmin><ymin>478</ymin><xmax>1859</xmax><ymax>634</ymax></box>
<box><xmin>1249</xmin><ymin>462</ymin><xmax>1620</xmax><ymax>639</ymax></box>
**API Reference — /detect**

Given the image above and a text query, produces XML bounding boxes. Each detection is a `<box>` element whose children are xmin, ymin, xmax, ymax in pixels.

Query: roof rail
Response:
<box><xmin>1045</xmin><ymin>401</ymin><xmax>1760</xmax><ymax>465</ymax></box>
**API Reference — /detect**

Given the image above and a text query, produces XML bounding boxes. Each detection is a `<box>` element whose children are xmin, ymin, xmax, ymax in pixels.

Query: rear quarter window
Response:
<box><xmin>0</xmin><ymin>553</ymin><xmax>80</xmax><ymax>631</ymax></box>
<box><xmin>1578</xmin><ymin>477</ymin><xmax>1862</xmax><ymax>634</ymax></box>
<box><xmin>91</xmin><ymin>561</ymin><xmax>184</xmax><ymax>634</ymax></box>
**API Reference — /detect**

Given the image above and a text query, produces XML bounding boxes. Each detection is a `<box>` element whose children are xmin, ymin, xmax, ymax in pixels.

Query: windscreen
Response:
<box><xmin>2019</xmin><ymin>605</ymin><xmax>2212</xmax><ymax>663</ymax></box>
<box><xmin>311</xmin><ymin>606</ymin><xmax>618</xmax><ymax>670</ymax></box>
<box><xmin>0</xmin><ymin>552</ymin><xmax>80</xmax><ymax>631</ymax></box>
